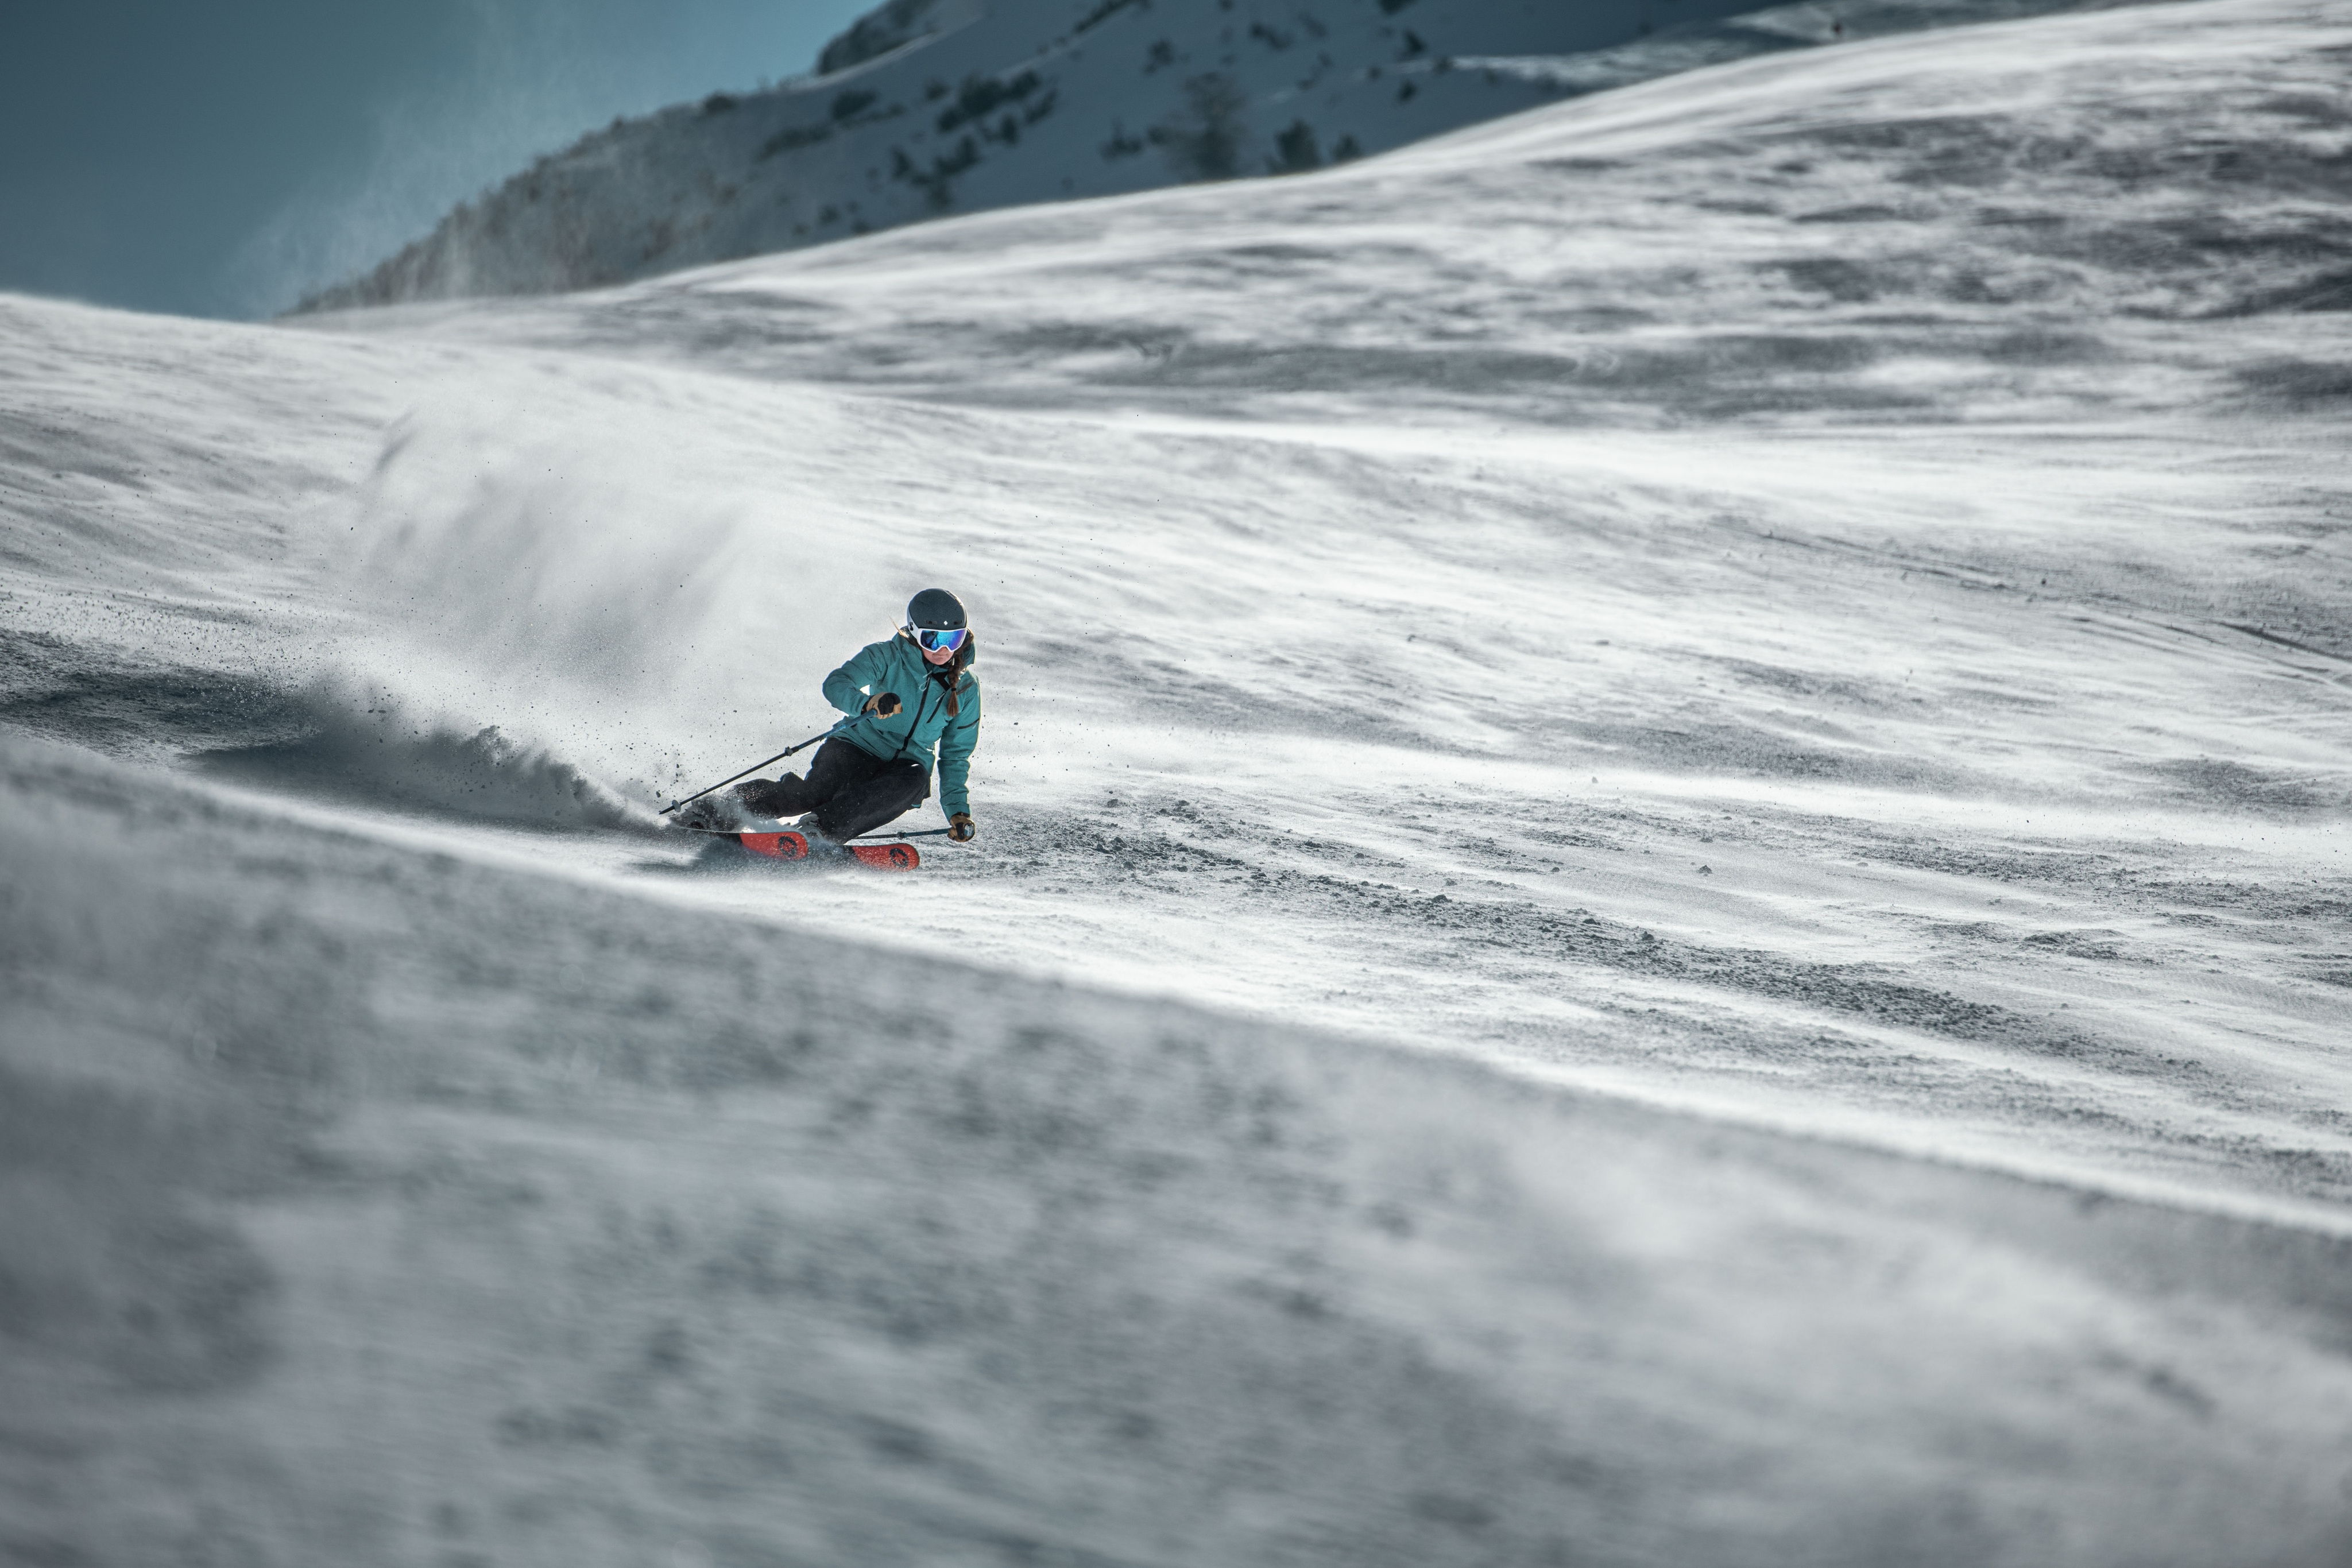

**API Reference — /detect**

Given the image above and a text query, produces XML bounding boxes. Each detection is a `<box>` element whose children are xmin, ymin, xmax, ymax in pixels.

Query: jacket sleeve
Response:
<box><xmin>937</xmin><ymin>676</ymin><xmax>981</xmax><ymax>816</ymax></box>
<box><xmin>822</xmin><ymin>641</ymin><xmax>890</xmax><ymax>716</ymax></box>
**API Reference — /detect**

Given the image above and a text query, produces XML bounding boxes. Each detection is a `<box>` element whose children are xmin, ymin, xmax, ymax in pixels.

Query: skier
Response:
<box><xmin>729</xmin><ymin>588</ymin><xmax>980</xmax><ymax>845</ymax></box>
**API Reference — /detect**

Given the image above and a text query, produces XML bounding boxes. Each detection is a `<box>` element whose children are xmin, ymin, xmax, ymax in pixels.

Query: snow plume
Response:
<box><xmin>344</xmin><ymin>404</ymin><xmax>742</xmax><ymax>695</ymax></box>
<box><xmin>191</xmin><ymin>679</ymin><xmax>653</xmax><ymax>831</ymax></box>
<box><xmin>318</xmin><ymin>374</ymin><xmax>889</xmax><ymax>804</ymax></box>
<box><xmin>0</xmin><ymin>623</ymin><xmax>651</xmax><ymax>830</ymax></box>
<box><xmin>182</xmin><ymin>392</ymin><xmax>761</xmax><ymax>827</ymax></box>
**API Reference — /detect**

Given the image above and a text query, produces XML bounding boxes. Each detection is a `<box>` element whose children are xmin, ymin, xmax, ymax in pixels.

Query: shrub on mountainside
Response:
<box><xmin>760</xmin><ymin>123</ymin><xmax>831</xmax><ymax>160</ymax></box>
<box><xmin>1153</xmin><ymin>73</ymin><xmax>1249</xmax><ymax>181</ymax></box>
<box><xmin>1271</xmin><ymin>120</ymin><xmax>1323</xmax><ymax>174</ymax></box>
<box><xmin>938</xmin><ymin>69</ymin><xmax>1043</xmax><ymax>134</ymax></box>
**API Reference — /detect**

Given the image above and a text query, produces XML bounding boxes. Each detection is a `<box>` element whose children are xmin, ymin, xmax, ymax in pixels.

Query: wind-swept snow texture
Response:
<box><xmin>7</xmin><ymin>0</ymin><xmax>2352</xmax><ymax>1562</ymax></box>
<box><xmin>296</xmin><ymin>0</ymin><xmax>2152</xmax><ymax>308</ymax></box>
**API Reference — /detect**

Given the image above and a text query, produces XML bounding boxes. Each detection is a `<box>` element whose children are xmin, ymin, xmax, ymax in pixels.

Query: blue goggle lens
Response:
<box><xmin>916</xmin><ymin>627</ymin><xmax>968</xmax><ymax>652</ymax></box>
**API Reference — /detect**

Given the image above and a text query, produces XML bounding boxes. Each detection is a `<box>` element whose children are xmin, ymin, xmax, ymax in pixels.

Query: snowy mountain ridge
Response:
<box><xmin>297</xmin><ymin>0</ymin><xmax>2150</xmax><ymax>309</ymax></box>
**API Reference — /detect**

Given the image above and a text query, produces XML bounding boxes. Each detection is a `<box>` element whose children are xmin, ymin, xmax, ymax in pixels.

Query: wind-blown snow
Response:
<box><xmin>5</xmin><ymin>0</ymin><xmax>2351</xmax><ymax>1561</ymax></box>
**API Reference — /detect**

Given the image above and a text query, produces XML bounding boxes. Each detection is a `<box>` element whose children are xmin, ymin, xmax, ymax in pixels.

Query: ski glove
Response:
<box><xmin>948</xmin><ymin>813</ymin><xmax>976</xmax><ymax>843</ymax></box>
<box><xmin>864</xmin><ymin>691</ymin><xmax>902</xmax><ymax>717</ymax></box>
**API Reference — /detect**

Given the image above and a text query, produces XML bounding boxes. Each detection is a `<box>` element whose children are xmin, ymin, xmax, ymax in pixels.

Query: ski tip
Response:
<box><xmin>848</xmin><ymin>841</ymin><xmax>920</xmax><ymax>871</ymax></box>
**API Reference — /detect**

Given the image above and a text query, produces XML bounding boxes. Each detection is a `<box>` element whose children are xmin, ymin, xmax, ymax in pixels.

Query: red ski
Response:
<box><xmin>701</xmin><ymin>828</ymin><xmax>920</xmax><ymax>871</ymax></box>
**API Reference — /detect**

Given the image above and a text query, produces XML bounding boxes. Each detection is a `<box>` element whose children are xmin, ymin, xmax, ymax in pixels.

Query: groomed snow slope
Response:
<box><xmin>298</xmin><ymin>0</ymin><xmax>2352</xmax><ymax>1214</ymax></box>
<box><xmin>5</xmin><ymin>0</ymin><xmax>2352</xmax><ymax>1562</ymax></box>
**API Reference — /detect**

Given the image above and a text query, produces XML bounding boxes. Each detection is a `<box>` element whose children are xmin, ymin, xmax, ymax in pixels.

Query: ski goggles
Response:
<box><xmin>912</xmin><ymin>626</ymin><xmax>968</xmax><ymax>653</ymax></box>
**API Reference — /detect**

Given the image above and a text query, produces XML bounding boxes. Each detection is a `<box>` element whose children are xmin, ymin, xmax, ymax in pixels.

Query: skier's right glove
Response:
<box><xmin>948</xmin><ymin>813</ymin><xmax>976</xmax><ymax>843</ymax></box>
<box><xmin>864</xmin><ymin>691</ymin><xmax>902</xmax><ymax>717</ymax></box>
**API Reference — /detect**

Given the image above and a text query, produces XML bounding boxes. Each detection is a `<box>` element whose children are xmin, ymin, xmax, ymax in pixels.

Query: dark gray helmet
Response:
<box><xmin>906</xmin><ymin>587</ymin><xmax>966</xmax><ymax>630</ymax></box>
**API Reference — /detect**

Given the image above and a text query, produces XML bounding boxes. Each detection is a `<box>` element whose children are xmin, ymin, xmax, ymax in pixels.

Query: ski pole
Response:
<box><xmin>660</xmin><ymin>726</ymin><xmax>839</xmax><ymax>816</ymax></box>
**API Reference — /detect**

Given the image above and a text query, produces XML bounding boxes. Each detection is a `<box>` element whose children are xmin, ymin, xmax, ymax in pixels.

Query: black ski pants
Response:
<box><xmin>736</xmin><ymin>737</ymin><xmax>928</xmax><ymax>841</ymax></box>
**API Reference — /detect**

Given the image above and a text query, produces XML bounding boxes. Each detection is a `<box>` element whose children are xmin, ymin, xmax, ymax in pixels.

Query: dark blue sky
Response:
<box><xmin>0</xmin><ymin>0</ymin><xmax>873</xmax><ymax>319</ymax></box>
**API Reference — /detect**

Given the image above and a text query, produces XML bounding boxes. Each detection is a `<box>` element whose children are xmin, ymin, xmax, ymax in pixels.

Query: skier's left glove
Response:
<box><xmin>948</xmin><ymin>813</ymin><xmax>976</xmax><ymax>843</ymax></box>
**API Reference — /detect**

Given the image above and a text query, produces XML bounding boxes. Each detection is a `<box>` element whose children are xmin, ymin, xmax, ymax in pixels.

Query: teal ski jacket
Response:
<box><xmin>822</xmin><ymin>633</ymin><xmax>981</xmax><ymax>816</ymax></box>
